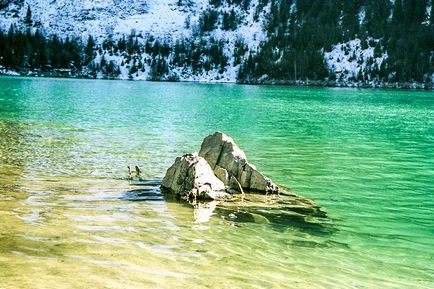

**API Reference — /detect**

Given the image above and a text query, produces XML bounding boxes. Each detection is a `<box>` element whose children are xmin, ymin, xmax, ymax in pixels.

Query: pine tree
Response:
<box><xmin>431</xmin><ymin>0</ymin><xmax>434</xmax><ymax>25</ymax></box>
<box><xmin>84</xmin><ymin>36</ymin><xmax>95</xmax><ymax>65</ymax></box>
<box><xmin>24</xmin><ymin>6</ymin><xmax>32</xmax><ymax>25</ymax></box>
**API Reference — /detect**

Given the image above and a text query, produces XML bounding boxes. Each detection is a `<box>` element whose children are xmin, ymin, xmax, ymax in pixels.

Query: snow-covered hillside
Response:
<box><xmin>325</xmin><ymin>38</ymin><xmax>388</xmax><ymax>83</ymax></box>
<box><xmin>0</xmin><ymin>0</ymin><xmax>268</xmax><ymax>81</ymax></box>
<box><xmin>0</xmin><ymin>0</ymin><xmax>432</xmax><ymax>87</ymax></box>
<box><xmin>1</xmin><ymin>0</ymin><xmax>190</xmax><ymax>40</ymax></box>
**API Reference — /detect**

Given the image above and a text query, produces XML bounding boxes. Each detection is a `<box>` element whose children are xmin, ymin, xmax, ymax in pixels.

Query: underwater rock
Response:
<box><xmin>215</xmin><ymin>192</ymin><xmax>329</xmax><ymax>233</ymax></box>
<box><xmin>199</xmin><ymin>131</ymin><xmax>279</xmax><ymax>194</ymax></box>
<box><xmin>160</xmin><ymin>153</ymin><xmax>229</xmax><ymax>200</ymax></box>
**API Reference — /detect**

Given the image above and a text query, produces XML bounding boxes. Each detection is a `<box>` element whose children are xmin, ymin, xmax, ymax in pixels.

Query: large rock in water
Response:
<box><xmin>160</xmin><ymin>153</ymin><xmax>229</xmax><ymax>200</ymax></box>
<box><xmin>199</xmin><ymin>132</ymin><xmax>279</xmax><ymax>194</ymax></box>
<box><xmin>161</xmin><ymin>132</ymin><xmax>279</xmax><ymax>200</ymax></box>
<box><xmin>160</xmin><ymin>132</ymin><xmax>325</xmax><ymax>222</ymax></box>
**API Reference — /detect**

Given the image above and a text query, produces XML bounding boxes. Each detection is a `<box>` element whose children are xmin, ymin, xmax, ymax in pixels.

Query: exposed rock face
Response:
<box><xmin>199</xmin><ymin>132</ymin><xmax>279</xmax><ymax>194</ymax></box>
<box><xmin>213</xmin><ymin>166</ymin><xmax>230</xmax><ymax>186</ymax></box>
<box><xmin>161</xmin><ymin>132</ymin><xmax>279</xmax><ymax>201</ymax></box>
<box><xmin>161</xmin><ymin>153</ymin><xmax>229</xmax><ymax>200</ymax></box>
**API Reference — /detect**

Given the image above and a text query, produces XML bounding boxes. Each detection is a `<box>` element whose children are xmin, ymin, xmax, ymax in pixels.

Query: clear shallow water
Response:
<box><xmin>0</xmin><ymin>76</ymin><xmax>433</xmax><ymax>288</ymax></box>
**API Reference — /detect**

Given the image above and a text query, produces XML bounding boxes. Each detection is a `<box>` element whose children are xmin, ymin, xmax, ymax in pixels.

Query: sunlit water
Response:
<box><xmin>0</xmin><ymin>76</ymin><xmax>433</xmax><ymax>288</ymax></box>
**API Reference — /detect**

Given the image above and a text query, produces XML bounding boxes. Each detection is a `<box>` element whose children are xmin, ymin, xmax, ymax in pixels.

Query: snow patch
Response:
<box><xmin>325</xmin><ymin>38</ymin><xmax>388</xmax><ymax>82</ymax></box>
<box><xmin>0</xmin><ymin>66</ymin><xmax>20</xmax><ymax>76</ymax></box>
<box><xmin>358</xmin><ymin>7</ymin><xmax>366</xmax><ymax>25</ymax></box>
<box><xmin>422</xmin><ymin>1</ymin><xmax>432</xmax><ymax>25</ymax></box>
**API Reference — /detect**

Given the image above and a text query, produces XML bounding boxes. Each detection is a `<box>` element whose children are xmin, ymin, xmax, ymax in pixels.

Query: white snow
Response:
<box><xmin>114</xmin><ymin>0</ymin><xmax>197</xmax><ymax>38</ymax></box>
<box><xmin>324</xmin><ymin>38</ymin><xmax>388</xmax><ymax>82</ymax></box>
<box><xmin>290</xmin><ymin>1</ymin><xmax>297</xmax><ymax>15</ymax></box>
<box><xmin>358</xmin><ymin>7</ymin><xmax>366</xmax><ymax>26</ymax></box>
<box><xmin>422</xmin><ymin>1</ymin><xmax>432</xmax><ymax>25</ymax></box>
<box><xmin>0</xmin><ymin>66</ymin><xmax>20</xmax><ymax>76</ymax></box>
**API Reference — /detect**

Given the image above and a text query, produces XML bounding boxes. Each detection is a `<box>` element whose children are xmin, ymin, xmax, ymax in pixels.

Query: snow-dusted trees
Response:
<box><xmin>238</xmin><ymin>0</ymin><xmax>433</xmax><ymax>85</ymax></box>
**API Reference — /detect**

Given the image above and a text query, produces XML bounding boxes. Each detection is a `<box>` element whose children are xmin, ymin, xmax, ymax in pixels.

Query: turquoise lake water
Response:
<box><xmin>0</xmin><ymin>76</ymin><xmax>433</xmax><ymax>288</ymax></box>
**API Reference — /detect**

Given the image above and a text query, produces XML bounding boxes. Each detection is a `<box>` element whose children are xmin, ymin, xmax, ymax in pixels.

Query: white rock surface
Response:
<box><xmin>161</xmin><ymin>153</ymin><xmax>229</xmax><ymax>200</ymax></box>
<box><xmin>161</xmin><ymin>132</ymin><xmax>279</xmax><ymax>200</ymax></box>
<box><xmin>199</xmin><ymin>131</ymin><xmax>279</xmax><ymax>194</ymax></box>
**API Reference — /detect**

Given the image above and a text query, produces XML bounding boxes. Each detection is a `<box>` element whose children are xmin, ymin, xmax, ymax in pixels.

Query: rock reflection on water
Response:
<box><xmin>122</xmin><ymin>180</ymin><xmax>331</xmax><ymax>234</ymax></box>
<box><xmin>193</xmin><ymin>201</ymin><xmax>218</xmax><ymax>223</ymax></box>
<box><xmin>214</xmin><ymin>192</ymin><xmax>333</xmax><ymax>235</ymax></box>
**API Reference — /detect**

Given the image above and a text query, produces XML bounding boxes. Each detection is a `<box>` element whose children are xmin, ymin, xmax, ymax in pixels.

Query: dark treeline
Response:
<box><xmin>0</xmin><ymin>26</ymin><xmax>83</xmax><ymax>71</ymax></box>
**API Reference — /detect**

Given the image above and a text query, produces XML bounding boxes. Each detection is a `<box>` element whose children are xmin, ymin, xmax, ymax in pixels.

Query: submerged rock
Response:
<box><xmin>160</xmin><ymin>153</ymin><xmax>229</xmax><ymax>200</ymax></box>
<box><xmin>199</xmin><ymin>131</ymin><xmax>279</xmax><ymax>194</ymax></box>
<box><xmin>216</xmin><ymin>192</ymin><xmax>328</xmax><ymax>226</ymax></box>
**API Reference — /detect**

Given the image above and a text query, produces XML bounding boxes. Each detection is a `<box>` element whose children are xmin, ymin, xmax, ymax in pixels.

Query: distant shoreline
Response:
<box><xmin>238</xmin><ymin>79</ymin><xmax>434</xmax><ymax>91</ymax></box>
<box><xmin>1</xmin><ymin>71</ymin><xmax>433</xmax><ymax>91</ymax></box>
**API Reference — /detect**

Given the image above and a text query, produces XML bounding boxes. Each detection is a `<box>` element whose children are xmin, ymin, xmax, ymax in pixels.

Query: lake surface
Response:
<box><xmin>0</xmin><ymin>76</ymin><xmax>433</xmax><ymax>288</ymax></box>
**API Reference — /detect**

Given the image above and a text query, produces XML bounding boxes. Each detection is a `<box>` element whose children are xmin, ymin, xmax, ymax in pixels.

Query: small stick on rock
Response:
<box><xmin>230</xmin><ymin>176</ymin><xmax>245</xmax><ymax>197</ymax></box>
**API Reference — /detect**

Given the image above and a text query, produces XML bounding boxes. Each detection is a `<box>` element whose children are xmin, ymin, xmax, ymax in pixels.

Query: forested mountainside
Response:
<box><xmin>0</xmin><ymin>0</ymin><xmax>433</xmax><ymax>88</ymax></box>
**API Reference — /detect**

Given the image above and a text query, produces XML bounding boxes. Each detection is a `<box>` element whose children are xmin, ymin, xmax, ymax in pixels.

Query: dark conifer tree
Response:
<box><xmin>24</xmin><ymin>6</ymin><xmax>32</xmax><ymax>25</ymax></box>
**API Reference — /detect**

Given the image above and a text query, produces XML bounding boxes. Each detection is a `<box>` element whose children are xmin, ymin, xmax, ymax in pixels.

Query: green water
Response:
<box><xmin>0</xmin><ymin>76</ymin><xmax>433</xmax><ymax>288</ymax></box>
